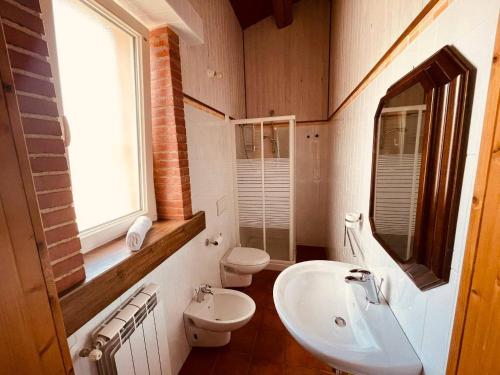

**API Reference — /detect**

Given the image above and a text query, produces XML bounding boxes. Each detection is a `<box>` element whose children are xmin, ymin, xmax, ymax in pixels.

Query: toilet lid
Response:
<box><xmin>226</xmin><ymin>247</ymin><xmax>270</xmax><ymax>266</ymax></box>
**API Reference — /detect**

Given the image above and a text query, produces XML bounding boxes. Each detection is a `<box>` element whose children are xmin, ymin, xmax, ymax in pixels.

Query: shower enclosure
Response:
<box><xmin>231</xmin><ymin>116</ymin><xmax>296</xmax><ymax>266</ymax></box>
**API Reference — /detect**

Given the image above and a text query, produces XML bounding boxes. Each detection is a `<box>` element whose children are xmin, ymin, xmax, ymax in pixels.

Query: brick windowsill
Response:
<box><xmin>59</xmin><ymin>211</ymin><xmax>206</xmax><ymax>336</ymax></box>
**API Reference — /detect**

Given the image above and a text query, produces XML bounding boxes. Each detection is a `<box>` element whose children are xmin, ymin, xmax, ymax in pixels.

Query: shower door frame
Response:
<box><xmin>231</xmin><ymin>115</ymin><xmax>296</xmax><ymax>267</ymax></box>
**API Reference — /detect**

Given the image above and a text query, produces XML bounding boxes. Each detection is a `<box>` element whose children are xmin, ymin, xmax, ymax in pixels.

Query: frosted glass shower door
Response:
<box><xmin>233</xmin><ymin>116</ymin><xmax>295</xmax><ymax>263</ymax></box>
<box><xmin>263</xmin><ymin>125</ymin><xmax>291</xmax><ymax>261</ymax></box>
<box><xmin>235</xmin><ymin>123</ymin><xmax>265</xmax><ymax>251</ymax></box>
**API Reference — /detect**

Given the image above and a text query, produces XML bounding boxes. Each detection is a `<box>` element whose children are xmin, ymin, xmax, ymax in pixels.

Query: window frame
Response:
<box><xmin>41</xmin><ymin>0</ymin><xmax>156</xmax><ymax>253</ymax></box>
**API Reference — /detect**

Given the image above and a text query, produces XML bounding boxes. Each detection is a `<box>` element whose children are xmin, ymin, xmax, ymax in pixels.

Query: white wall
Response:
<box><xmin>244</xmin><ymin>0</ymin><xmax>330</xmax><ymax>121</ymax></box>
<box><xmin>325</xmin><ymin>0</ymin><xmax>499</xmax><ymax>374</ymax></box>
<box><xmin>68</xmin><ymin>104</ymin><xmax>237</xmax><ymax>375</ymax></box>
<box><xmin>328</xmin><ymin>0</ymin><xmax>429</xmax><ymax>114</ymax></box>
<box><xmin>180</xmin><ymin>0</ymin><xmax>246</xmax><ymax>118</ymax></box>
<box><xmin>295</xmin><ymin>123</ymin><xmax>329</xmax><ymax>247</ymax></box>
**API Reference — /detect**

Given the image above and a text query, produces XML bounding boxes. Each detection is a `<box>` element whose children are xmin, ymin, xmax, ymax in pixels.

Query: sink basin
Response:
<box><xmin>273</xmin><ymin>261</ymin><xmax>422</xmax><ymax>375</ymax></box>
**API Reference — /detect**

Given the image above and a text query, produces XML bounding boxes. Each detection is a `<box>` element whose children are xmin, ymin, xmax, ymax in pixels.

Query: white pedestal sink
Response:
<box><xmin>273</xmin><ymin>261</ymin><xmax>422</xmax><ymax>375</ymax></box>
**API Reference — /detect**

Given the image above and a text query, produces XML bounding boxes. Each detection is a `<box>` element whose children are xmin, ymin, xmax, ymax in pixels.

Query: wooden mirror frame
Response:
<box><xmin>369</xmin><ymin>46</ymin><xmax>475</xmax><ymax>291</ymax></box>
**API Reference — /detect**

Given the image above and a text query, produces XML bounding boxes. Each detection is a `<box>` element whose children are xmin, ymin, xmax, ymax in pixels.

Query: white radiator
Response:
<box><xmin>85</xmin><ymin>283</ymin><xmax>167</xmax><ymax>375</ymax></box>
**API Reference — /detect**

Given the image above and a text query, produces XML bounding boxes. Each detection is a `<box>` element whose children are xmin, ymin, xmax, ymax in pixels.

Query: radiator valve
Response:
<box><xmin>79</xmin><ymin>343</ymin><xmax>103</xmax><ymax>361</ymax></box>
<box><xmin>88</xmin><ymin>348</ymin><xmax>102</xmax><ymax>361</ymax></box>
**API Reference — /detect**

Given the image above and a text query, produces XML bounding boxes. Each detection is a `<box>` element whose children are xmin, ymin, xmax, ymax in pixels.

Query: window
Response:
<box><xmin>43</xmin><ymin>0</ymin><xmax>156</xmax><ymax>252</ymax></box>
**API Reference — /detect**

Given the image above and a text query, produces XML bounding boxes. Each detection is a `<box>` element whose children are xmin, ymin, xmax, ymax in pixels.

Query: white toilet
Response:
<box><xmin>184</xmin><ymin>286</ymin><xmax>256</xmax><ymax>347</ymax></box>
<box><xmin>220</xmin><ymin>246</ymin><xmax>270</xmax><ymax>287</ymax></box>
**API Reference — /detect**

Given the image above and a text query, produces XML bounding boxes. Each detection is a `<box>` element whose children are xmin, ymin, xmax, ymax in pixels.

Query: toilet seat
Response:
<box><xmin>225</xmin><ymin>247</ymin><xmax>270</xmax><ymax>267</ymax></box>
<box><xmin>221</xmin><ymin>247</ymin><xmax>270</xmax><ymax>287</ymax></box>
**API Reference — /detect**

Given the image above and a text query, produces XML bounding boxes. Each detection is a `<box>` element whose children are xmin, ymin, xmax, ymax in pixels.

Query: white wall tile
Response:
<box><xmin>295</xmin><ymin>123</ymin><xmax>330</xmax><ymax>246</ymax></box>
<box><xmin>420</xmin><ymin>270</ymin><xmax>460</xmax><ymax>375</ymax></box>
<box><xmin>450</xmin><ymin>154</ymin><xmax>478</xmax><ymax>273</ymax></box>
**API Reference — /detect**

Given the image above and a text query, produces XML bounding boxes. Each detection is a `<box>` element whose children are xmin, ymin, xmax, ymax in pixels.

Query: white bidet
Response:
<box><xmin>184</xmin><ymin>286</ymin><xmax>256</xmax><ymax>347</ymax></box>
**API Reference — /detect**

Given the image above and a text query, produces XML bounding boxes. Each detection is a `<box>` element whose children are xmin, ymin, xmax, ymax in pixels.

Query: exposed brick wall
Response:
<box><xmin>1</xmin><ymin>0</ymin><xmax>85</xmax><ymax>294</ymax></box>
<box><xmin>1</xmin><ymin>3</ymin><xmax>193</xmax><ymax>293</ymax></box>
<box><xmin>150</xmin><ymin>27</ymin><xmax>192</xmax><ymax>220</ymax></box>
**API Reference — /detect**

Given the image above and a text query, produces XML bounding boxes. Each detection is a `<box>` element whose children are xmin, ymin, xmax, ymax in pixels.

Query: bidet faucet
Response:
<box><xmin>195</xmin><ymin>284</ymin><xmax>214</xmax><ymax>303</ymax></box>
<box><xmin>344</xmin><ymin>269</ymin><xmax>380</xmax><ymax>304</ymax></box>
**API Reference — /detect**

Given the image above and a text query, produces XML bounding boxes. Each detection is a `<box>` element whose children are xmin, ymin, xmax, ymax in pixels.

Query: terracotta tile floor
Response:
<box><xmin>179</xmin><ymin>270</ymin><xmax>345</xmax><ymax>375</ymax></box>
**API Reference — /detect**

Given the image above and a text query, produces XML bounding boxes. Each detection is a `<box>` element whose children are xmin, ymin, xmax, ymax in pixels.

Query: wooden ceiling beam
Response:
<box><xmin>272</xmin><ymin>0</ymin><xmax>293</xmax><ymax>29</ymax></box>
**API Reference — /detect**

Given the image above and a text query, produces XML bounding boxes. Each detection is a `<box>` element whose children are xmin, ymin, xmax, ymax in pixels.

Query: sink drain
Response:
<box><xmin>334</xmin><ymin>317</ymin><xmax>346</xmax><ymax>327</ymax></box>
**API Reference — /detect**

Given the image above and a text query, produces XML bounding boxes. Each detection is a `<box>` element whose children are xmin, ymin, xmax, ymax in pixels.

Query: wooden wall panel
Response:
<box><xmin>244</xmin><ymin>0</ymin><xmax>330</xmax><ymax>122</ymax></box>
<box><xmin>448</xmin><ymin>16</ymin><xmax>500</xmax><ymax>374</ymax></box>
<box><xmin>0</xmin><ymin>22</ymin><xmax>72</xmax><ymax>373</ymax></box>
<box><xmin>180</xmin><ymin>0</ymin><xmax>246</xmax><ymax>119</ymax></box>
<box><xmin>328</xmin><ymin>0</ymin><xmax>425</xmax><ymax>115</ymax></box>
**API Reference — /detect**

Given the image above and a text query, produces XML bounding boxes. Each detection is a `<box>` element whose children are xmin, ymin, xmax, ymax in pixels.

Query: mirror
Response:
<box><xmin>373</xmin><ymin>83</ymin><xmax>426</xmax><ymax>263</ymax></box>
<box><xmin>370</xmin><ymin>46</ymin><xmax>474</xmax><ymax>291</ymax></box>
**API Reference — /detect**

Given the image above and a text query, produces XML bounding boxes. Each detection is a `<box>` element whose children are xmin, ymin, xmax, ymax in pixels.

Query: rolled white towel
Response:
<box><xmin>126</xmin><ymin>216</ymin><xmax>152</xmax><ymax>251</ymax></box>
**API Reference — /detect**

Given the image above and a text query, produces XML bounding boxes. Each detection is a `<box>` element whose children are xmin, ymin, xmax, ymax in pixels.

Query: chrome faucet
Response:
<box><xmin>345</xmin><ymin>269</ymin><xmax>380</xmax><ymax>304</ymax></box>
<box><xmin>195</xmin><ymin>284</ymin><xmax>214</xmax><ymax>303</ymax></box>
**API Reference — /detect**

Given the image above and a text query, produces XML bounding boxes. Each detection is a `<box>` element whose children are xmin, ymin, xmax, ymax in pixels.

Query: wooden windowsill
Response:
<box><xmin>59</xmin><ymin>211</ymin><xmax>206</xmax><ymax>336</ymax></box>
